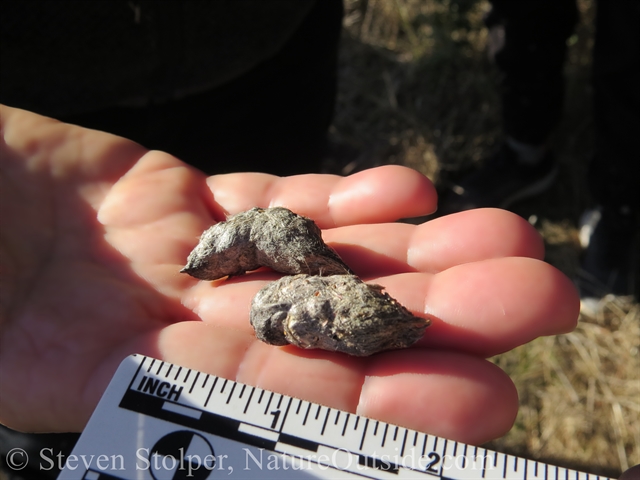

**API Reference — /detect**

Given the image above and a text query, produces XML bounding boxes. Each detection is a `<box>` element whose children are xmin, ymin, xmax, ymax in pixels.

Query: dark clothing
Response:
<box><xmin>486</xmin><ymin>0</ymin><xmax>579</xmax><ymax>146</ymax></box>
<box><xmin>1</xmin><ymin>1</ymin><xmax>314</xmax><ymax>117</ymax></box>
<box><xmin>590</xmin><ymin>1</ymin><xmax>640</xmax><ymax>211</ymax></box>
<box><xmin>0</xmin><ymin>0</ymin><xmax>343</xmax><ymax>175</ymax></box>
<box><xmin>488</xmin><ymin>0</ymin><xmax>640</xmax><ymax>211</ymax></box>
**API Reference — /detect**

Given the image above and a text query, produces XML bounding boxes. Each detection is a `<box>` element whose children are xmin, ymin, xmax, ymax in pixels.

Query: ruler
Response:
<box><xmin>59</xmin><ymin>354</ymin><xmax>613</xmax><ymax>480</ymax></box>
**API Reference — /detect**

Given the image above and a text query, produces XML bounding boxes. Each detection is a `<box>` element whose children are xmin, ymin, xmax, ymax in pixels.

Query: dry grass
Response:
<box><xmin>488</xmin><ymin>299</ymin><xmax>639</xmax><ymax>477</ymax></box>
<box><xmin>331</xmin><ymin>0</ymin><xmax>639</xmax><ymax>476</ymax></box>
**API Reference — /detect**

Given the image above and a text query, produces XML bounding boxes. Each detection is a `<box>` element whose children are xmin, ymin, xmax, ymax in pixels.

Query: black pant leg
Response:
<box><xmin>588</xmin><ymin>1</ymin><xmax>640</xmax><ymax>211</ymax></box>
<box><xmin>487</xmin><ymin>0</ymin><xmax>578</xmax><ymax>145</ymax></box>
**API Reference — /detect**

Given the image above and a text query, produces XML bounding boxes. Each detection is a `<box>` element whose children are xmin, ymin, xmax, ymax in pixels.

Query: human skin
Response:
<box><xmin>0</xmin><ymin>105</ymin><xmax>579</xmax><ymax>445</ymax></box>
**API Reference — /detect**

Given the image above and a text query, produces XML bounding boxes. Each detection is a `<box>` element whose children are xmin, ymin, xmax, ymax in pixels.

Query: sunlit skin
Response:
<box><xmin>0</xmin><ymin>105</ymin><xmax>579</xmax><ymax>444</ymax></box>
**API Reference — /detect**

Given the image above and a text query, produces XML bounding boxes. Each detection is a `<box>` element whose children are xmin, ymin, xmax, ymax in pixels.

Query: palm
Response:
<box><xmin>0</xmin><ymin>106</ymin><xmax>579</xmax><ymax>445</ymax></box>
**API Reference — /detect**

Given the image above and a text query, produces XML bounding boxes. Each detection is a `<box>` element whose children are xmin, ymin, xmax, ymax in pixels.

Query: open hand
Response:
<box><xmin>0</xmin><ymin>105</ymin><xmax>579</xmax><ymax>444</ymax></box>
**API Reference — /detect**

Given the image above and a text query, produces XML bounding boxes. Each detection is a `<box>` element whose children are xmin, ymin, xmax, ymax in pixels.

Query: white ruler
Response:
<box><xmin>59</xmin><ymin>354</ymin><xmax>613</xmax><ymax>480</ymax></box>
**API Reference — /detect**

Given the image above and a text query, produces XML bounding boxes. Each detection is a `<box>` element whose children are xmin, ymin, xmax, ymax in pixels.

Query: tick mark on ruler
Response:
<box><xmin>482</xmin><ymin>451</ymin><xmax>488</xmax><ymax>478</ymax></box>
<box><xmin>321</xmin><ymin>408</ymin><xmax>331</xmax><ymax>435</ymax></box>
<box><xmin>302</xmin><ymin>403</ymin><xmax>311</xmax><ymax>425</ymax></box>
<box><xmin>189</xmin><ymin>372</ymin><xmax>200</xmax><ymax>394</ymax></box>
<box><xmin>226</xmin><ymin>382</ymin><xmax>236</xmax><ymax>404</ymax></box>
<box><xmin>359</xmin><ymin>418</ymin><xmax>369</xmax><ymax>450</ymax></box>
<box><xmin>204</xmin><ymin>377</ymin><xmax>218</xmax><ymax>407</ymax></box>
<box><xmin>381</xmin><ymin>423</ymin><xmax>388</xmax><ymax>447</ymax></box>
<box><xmin>264</xmin><ymin>392</ymin><xmax>274</xmax><ymax>414</ymax></box>
<box><xmin>243</xmin><ymin>387</ymin><xmax>255</xmax><ymax>414</ymax></box>
<box><xmin>341</xmin><ymin>414</ymin><xmax>350</xmax><ymax>436</ymax></box>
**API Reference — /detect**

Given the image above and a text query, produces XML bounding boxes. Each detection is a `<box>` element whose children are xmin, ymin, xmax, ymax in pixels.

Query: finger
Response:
<box><xmin>356</xmin><ymin>349</ymin><xmax>518</xmax><ymax>445</ymax></box>
<box><xmin>206</xmin><ymin>165</ymin><xmax>437</xmax><ymax>228</ymax></box>
<box><xmin>379</xmin><ymin>257</ymin><xmax>579</xmax><ymax>356</ymax></box>
<box><xmin>185</xmin><ymin>273</ymin><xmax>276</xmax><ymax>331</ymax></box>
<box><xmin>188</xmin><ymin>256</ymin><xmax>577</xmax><ymax>359</ymax></box>
<box><xmin>98</xmin><ymin>151</ymin><xmax>216</xmax><ymax>277</ymax></box>
<box><xmin>99</xmin><ymin>151</ymin><xmax>209</xmax><ymax>228</ymax></box>
<box><xmin>138</xmin><ymin>322</ymin><xmax>517</xmax><ymax>444</ymax></box>
<box><xmin>324</xmin><ymin>208</ymin><xmax>545</xmax><ymax>277</ymax></box>
<box><xmin>179</xmin><ymin>208</ymin><xmax>544</xmax><ymax>296</ymax></box>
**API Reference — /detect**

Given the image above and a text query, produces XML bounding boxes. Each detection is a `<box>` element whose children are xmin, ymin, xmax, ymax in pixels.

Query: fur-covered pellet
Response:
<box><xmin>181</xmin><ymin>207</ymin><xmax>352</xmax><ymax>280</ymax></box>
<box><xmin>250</xmin><ymin>274</ymin><xmax>430</xmax><ymax>356</ymax></box>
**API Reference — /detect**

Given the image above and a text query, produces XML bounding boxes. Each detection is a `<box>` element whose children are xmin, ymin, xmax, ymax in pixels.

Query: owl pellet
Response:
<box><xmin>181</xmin><ymin>207</ymin><xmax>352</xmax><ymax>280</ymax></box>
<box><xmin>250</xmin><ymin>274</ymin><xmax>430</xmax><ymax>356</ymax></box>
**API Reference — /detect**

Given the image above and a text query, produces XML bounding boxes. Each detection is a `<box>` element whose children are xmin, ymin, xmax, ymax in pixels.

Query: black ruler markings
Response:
<box><xmin>278</xmin><ymin>396</ymin><xmax>293</xmax><ymax>433</ymax></box>
<box><xmin>117</xmin><ymin>356</ymin><xmax>613</xmax><ymax>480</ymax></box>
<box><xmin>302</xmin><ymin>401</ymin><xmax>311</xmax><ymax>425</ymax></box>
<box><xmin>341</xmin><ymin>413</ymin><xmax>350</xmax><ymax>436</ymax></box>
<box><xmin>321</xmin><ymin>408</ymin><xmax>331</xmax><ymax>435</ymax></box>
<box><xmin>125</xmin><ymin>355</ymin><xmax>146</xmax><ymax>391</ymax></box>
<box><xmin>225</xmin><ymin>382</ymin><xmax>237</xmax><ymax>404</ymax></box>
<box><xmin>188</xmin><ymin>371</ymin><xmax>200</xmax><ymax>394</ymax></box>
<box><xmin>242</xmin><ymin>386</ymin><xmax>255</xmax><ymax>414</ymax></box>
<box><xmin>359</xmin><ymin>418</ymin><xmax>369</xmax><ymax>450</ymax></box>
<box><xmin>119</xmin><ymin>389</ymin><xmax>277</xmax><ymax>450</ymax></box>
<box><xmin>203</xmin><ymin>376</ymin><xmax>218</xmax><ymax>408</ymax></box>
<box><xmin>400</xmin><ymin>428</ymin><xmax>408</xmax><ymax>457</ymax></box>
<box><xmin>155</xmin><ymin>360</ymin><xmax>164</xmax><ymax>375</ymax></box>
